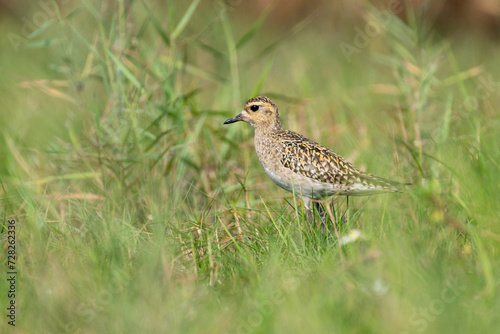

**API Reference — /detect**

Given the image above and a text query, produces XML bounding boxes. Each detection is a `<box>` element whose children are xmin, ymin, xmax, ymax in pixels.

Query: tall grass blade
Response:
<box><xmin>172</xmin><ymin>0</ymin><xmax>202</xmax><ymax>39</ymax></box>
<box><xmin>236</xmin><ymin>4</ymin><xmax>273</xmax><ymax>50</ymax></box>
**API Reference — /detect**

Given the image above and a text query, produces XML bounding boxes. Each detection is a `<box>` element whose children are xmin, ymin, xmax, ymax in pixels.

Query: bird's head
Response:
<box><xmin>224</xmin><ymin>96</ymin><xmax>281</xmax><ymax>130</ymax></box>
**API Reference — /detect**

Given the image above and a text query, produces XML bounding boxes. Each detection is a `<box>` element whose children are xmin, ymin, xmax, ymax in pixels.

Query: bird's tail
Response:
<box><xmin>342</xmin><ymin>171</ymin><xmax>410</xmax><ymax>195</ymax></box>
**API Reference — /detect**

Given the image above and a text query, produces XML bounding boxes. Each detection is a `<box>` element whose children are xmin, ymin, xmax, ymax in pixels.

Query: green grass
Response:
<box><xmin>1</xmin><ymin>1</ymin><xmax>500</xmax><ymax>333</ymax></box>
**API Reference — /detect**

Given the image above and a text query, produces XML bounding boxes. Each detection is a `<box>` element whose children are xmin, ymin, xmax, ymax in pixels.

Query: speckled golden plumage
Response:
<box><xmin>224</xmin><ymin>96</ymin><xmax>404</xmax><ymax>217</ymax></box>
<box><xmin>277</xmin><ymin>130</ymin><xmax>400</xmax><ymax>191</ymax></box>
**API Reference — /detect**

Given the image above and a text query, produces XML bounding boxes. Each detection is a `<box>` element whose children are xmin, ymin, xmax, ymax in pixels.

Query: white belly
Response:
<box><xmin>261</xmin><ymin>164</ymin><xmax>337</xmax><ymax>200</ymax></box>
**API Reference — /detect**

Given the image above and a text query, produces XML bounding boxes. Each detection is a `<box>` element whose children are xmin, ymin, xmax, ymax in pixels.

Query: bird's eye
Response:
<box><xmin>250</xmin><ymin>105</ymin><xmax>259</xmax><ymax>112</ymax></box>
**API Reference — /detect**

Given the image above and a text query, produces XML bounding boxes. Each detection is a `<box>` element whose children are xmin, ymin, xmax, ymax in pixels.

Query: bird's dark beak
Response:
<box><xmin>223</xmin><ymin>113</ymin><xmax>243</xmax><ymax>124</ymax></box>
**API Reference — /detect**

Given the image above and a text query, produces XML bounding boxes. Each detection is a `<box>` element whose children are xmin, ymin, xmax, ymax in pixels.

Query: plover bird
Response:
<box><xmin>224</xmin><ymin>96</ymin><xmax>405</xmax><ymax>221</ymax></box>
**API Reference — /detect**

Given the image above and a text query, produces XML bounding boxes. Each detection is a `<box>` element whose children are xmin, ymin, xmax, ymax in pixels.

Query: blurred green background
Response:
<box><xmin>1</xmin><ymin>0</ymin><xmax>499</xmax><ymax>333</ymax></box>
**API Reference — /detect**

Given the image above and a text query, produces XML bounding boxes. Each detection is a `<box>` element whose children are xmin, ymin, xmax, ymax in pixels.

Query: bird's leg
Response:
<box><xmin>302</xmin><ymin>197</ymin><xmax>314</xmax><ymax>223</ymax></box>
<box><xmin>313</xmin><ymin>200</ymin><xmax>327</xmax><ymax>232</ymax></box>
<box><xmin>303</xmin><ymin>198</ymin><xmax>327</xmax><ymax>232</ymax></box>
<box><xmin>314</xmin><ymin>201</ymin><xmax>325</xmax><ymax>221</ymax></box>
<box><xmin>307</xmin><ymin>209</ymin><xmax>313</xmax><ymax>223</ymax></box>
